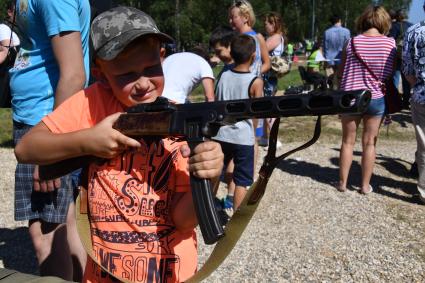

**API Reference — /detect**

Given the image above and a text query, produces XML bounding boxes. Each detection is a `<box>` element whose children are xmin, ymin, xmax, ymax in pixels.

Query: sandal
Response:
<box><xmin>360</xmin><ymin>185</ymin><xmax>373</xmax><ymax>195</ymax></box>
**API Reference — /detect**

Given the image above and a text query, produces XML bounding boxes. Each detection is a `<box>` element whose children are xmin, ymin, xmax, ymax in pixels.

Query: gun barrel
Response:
<box><xmin>113</xmin><ymin>89</ymin><xmax>371</xmax><ymax>139</ymax></box>
<box><xmin>219</xmin><ymin>89</ymin><xmax>370</xmax><ymax>120</ymax></box>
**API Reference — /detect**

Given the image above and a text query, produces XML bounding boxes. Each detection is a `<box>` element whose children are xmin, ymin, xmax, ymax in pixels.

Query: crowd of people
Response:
<box><xmin>0</xmin><ymin>0</ymin><xmax>424</xmax><ymax>282</ymax></box>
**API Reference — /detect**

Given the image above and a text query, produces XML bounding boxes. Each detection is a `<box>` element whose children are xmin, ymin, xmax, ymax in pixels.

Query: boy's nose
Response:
<box><xmin>134</xmin><ymin>77</ymin><xmax>150</xmax><ymax>91</ymax></box>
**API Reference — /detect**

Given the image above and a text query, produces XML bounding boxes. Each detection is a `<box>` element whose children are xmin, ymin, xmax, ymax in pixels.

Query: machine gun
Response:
<box><xmin>39</xmin><ymin>89</ymin><xmax>370</xmax><ymax>246</ymax></box>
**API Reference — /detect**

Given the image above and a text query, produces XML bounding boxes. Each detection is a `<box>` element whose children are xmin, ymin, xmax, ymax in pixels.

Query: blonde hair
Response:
<box><xmin>229</xmin><ymin>0</ymin><xmax>256</xmax><ymax>27</ymax></box>
<box><xmin>356</xmin><ymin>5</ymin><xmax>391</xmax><ymax>35</ymax></box>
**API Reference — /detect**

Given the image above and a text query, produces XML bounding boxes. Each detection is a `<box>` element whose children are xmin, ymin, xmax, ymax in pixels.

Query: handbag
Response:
<box><xmin>270</xmin><ymin>36</ymin><xmax>290</xmax><ymax>78</ymax></box>
<box><xmin>270</xmin><ymin>56</ymin><xmax>290</xmax><ymax>78</ymax></box>
<box><xmin>350</xmin><ymin>38</ymin><xmax>402</xmax><ymax>114</ymax></box>
<box><xmin>383</xmin><ymin>79</ymin><xmax>402</xmax><ymax>113</ymax></box>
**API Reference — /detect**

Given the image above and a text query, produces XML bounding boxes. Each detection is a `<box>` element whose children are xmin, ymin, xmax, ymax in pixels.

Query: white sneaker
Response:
<box><xmin>276</xmin><ymin>140</ymin><xmax>282</xmax><ymax>149</ymax></box>
<box><xmin>224</xmin><ymin>207</ymin><xmax>234</xmax><ymax>217</ymax></box>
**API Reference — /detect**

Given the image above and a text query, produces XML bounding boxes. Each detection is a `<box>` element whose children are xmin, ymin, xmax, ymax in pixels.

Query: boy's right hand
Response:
<box><xmin>85</xmin><ymin>112</ymin><xmax>141</xmax><ymax>159</ymax></box>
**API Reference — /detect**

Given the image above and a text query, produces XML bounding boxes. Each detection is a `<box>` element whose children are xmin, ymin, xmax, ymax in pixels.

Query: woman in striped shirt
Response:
<box><xmin>337</xmin><ymin>5</ymin><xmax>396</xmax><ymax>194</ymax></box>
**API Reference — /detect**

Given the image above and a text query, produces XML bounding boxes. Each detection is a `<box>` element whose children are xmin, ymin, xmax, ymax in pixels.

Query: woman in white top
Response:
<box><xmin>264</xmin><ymin>11</ymin><xmax>286</xmax><ymax>96</ymax></box>
<box><xmin>0</xmin><ymin>1</ymin><xmax>19</xmax><ymax>108</ymax></box>
<box><xmin>0</xmin><ymin>1</ymin><xmax>19</xmax><ymax>65</ymax></box>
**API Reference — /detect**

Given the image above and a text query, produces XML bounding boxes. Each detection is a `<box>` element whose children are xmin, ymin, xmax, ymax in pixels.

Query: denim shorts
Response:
<box><xmin>13</xmin><ymin>121</ymin><xmax>78</xmax><ymax>223</ymax></box>
<box><xmin>365</xmin><ymin>96</ymin><xmax>386</xmax><ymax>116</ymax></box>
<box><xmin>346</xmin><ymin>96</ymin><xmax>386</xmax><ymax>117</ymax></box>
<box><xmin>219</xmin><ymin>141</ymin><xmax>254</xmax><ymax>187</ymax></box>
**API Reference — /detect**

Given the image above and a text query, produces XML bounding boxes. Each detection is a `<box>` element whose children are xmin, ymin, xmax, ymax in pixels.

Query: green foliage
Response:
<box><xmin>0</xmin><ymin>1</ymin><xmax>413</xmax><ymax>45</ymax></box>
<box><xmin>0</xmin><ymin>108</ymin><xmax>12</xmax><ymax>147</ymax></box>
<box><xmin>115</xmin><ymin>0</ymin><xmax>411</xmax><ymax>47</ymax></box>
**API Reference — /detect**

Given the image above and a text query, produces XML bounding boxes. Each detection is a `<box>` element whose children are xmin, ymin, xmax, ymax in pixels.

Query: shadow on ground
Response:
<box><xmin>276</xmin><ymin>150</ymin><xmax>420</xmax><ymax>204</ymax></box>
<box><xmin>390</xmin><ymin>109</ymin><xmax>413</xmax><ymax>128</ymax></box>
<box><xmin>0</xmin><ymin>139</ymin><xmax>13</xmax><ymax>148</ymax></box>
<box><xmin>0</xmin><ymin>227</ymin><xmax>38</xmax><ymax>275</ymax></box>
<box><xmin>329</xmin><ymin>148</ymin><xmax>416</xmax><ymax>181</ymax></box>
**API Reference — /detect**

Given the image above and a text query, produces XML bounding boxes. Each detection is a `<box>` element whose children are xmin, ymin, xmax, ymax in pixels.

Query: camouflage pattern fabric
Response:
<box><xmin>91</xmin><ymin>6</ymin><xmax>173</xmax><ymax>60</ymax></box>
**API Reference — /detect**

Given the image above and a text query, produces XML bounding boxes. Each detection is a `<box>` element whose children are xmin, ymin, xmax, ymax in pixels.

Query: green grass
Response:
<box><xmin>277</xmin><ymin>113</ymin><xmax>415</xmax><ymax>144</ymax></box>
<box><xmin>277</xmin><ymin>66</ymin><xmax>303</xmax><ymax>91</ymax></box>
<box><xmin>0</xmin><ymin>108</ymin><xmax>12</xmax><ymax>147</ymax></box>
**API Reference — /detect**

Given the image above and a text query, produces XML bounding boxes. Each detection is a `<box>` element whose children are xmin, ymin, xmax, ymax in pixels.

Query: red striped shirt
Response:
<box><xmin>341</xmin><ymin>35</ymin><xmax>396</xmax><ymax>99</ymax></box>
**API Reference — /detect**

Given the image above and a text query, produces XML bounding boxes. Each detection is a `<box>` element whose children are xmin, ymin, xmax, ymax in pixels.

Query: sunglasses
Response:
<box><xmin>234</xmin><ymin>0</ymin><xmax>247</xmax><ymax>7</ymax></box>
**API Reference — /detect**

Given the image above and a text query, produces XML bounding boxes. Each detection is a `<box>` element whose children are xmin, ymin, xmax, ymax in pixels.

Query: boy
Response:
<box><xmin>15</xmin><ymin>6</ymin><xmax>224</xmax><ymax>283</ymax></box>
<box><xmin>209</xmin><ymin>26</ymin><xmax>238</xmax><ymax>79</ymax></box>
<box><xmin>209</xmin><ymin>26</ymin><xmax>238</xmax><ymax>213</ymax></box>
<box><xmin>212</xmin><ymin>34</ymin><xmax>263</xmax><ymax>210</ymax></box>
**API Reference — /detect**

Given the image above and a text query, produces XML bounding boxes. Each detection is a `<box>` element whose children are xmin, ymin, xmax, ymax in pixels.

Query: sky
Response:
<box><xmin>408</xmin><ymin>0</ymin><xmax>425</xmax><ymax>24</ymax></box>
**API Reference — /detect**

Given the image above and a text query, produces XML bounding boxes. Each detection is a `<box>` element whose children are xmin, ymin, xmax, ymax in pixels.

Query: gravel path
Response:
<box><xmin>1</xmin><ymin>127</ymin><xmax>424</xmax><ymax>281</ymax></box>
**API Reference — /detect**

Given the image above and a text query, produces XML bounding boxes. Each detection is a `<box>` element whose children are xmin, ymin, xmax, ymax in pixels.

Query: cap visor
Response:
<box><xmin>97</xmin><ymin>29</ymin><xmax>174</xmax><ymax>61</ymax></box>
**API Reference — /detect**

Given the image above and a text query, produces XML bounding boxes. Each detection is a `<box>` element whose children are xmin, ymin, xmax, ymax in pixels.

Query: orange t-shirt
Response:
<box><xmin>42</xmin><ymin>83</ymin><xmax>197</xmax><ymax>282</ymax></box>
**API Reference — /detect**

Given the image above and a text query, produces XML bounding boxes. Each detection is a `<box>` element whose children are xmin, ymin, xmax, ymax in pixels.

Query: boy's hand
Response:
<box><xmin>33</xmin><ymin>165</ymin><xmax>61</xmax><ymax>192</ymax></box>
<box><xmin>87</xmin><ymin>113</ymin><xmax>141</xmax><ymax>159</ymax></box>
<box><xmin>181</xmin><ymin>141</ymin><xmax>224</xmax><ymax>179</ymax></box>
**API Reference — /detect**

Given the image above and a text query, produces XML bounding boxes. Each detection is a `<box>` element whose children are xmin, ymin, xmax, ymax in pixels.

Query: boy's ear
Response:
<box><xmin>160</xmin><ymin>47</ymin><xmax>166</xmax><ymax>61</ymax></box>
<box><xmin>250</xmin><ymin>51</ymin><xmax>256</xmax><ymax>63</ymax></box>
<box><xmin>91</xmin><ymin>65</ymin><xmax>111</xmax><ymax>89</ymax></box>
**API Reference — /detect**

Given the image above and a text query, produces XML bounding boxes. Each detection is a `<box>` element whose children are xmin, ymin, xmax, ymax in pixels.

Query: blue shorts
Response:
<box><xmin>13</xmin><ymin>121</ymin><xmax>78</xmax><ymax>223</ymax></box>
<box><xmin>346</xmin><ymin>96</ymin><xmax>386</xmax><ymax>117</ymax></box>
<box><xmin>365</xmin><ymin>96</ymin><xmax>386</xmax><ymax>116</ymax></box>
<box><xmin>219</xmin><ymin>141</ymin><xmax>254</xmax><ymax>187</ymax></box>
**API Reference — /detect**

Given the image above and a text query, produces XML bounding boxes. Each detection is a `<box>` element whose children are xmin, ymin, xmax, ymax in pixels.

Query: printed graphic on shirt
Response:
<box><xmin>404</xmin><ymin>23</ymin><xmax>425</xmax><ymax>104</ymax></box>
<box><xmin>84</xmin><ymin>138</ymin><xmax>195</xmax><ymax>283</ymax></box>
<box><xmin>12</xmin><ymin>49</ymin><xmax>30</xmax><ymax>71</ymax></box>
<box><xmin>12</xmin><ymin>0</ymin><xmax>31</xmax><ymax>71</ymax></box>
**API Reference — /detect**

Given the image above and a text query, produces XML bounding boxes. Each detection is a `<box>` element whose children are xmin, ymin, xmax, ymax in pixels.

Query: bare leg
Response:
<box><xmin>225</xmin><ymin>160</ymin><xmax>235</xmax><ymax>196</ymax></box>
<box><xmin>339</xmin><ymin>115</ymin><xmax>361</xmax><ymax>191</ymax></box>
<box><xmin>29</xmin><ymin>219</ymin><xmax>73</xmax><ymax>280</ymax></box>
<box><xmin>233</xmin><ymin>185</ymin><xmax>248</xmax><ymax>210</ymax></box>
<box><xmin>66</xmin><ymin>201</ymin><xmax>87</xmax><ymax>282</ymax></box>
<box><xmin>360</xmin><ymin>115</ymin><xmax>383</xmax><ymax>192</ymax></box>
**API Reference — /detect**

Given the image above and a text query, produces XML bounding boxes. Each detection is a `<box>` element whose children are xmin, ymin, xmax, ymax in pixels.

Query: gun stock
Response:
<box><xmin>39</xmin><ymin>89</ymin><xmax>371</xmax><ymax>245</ymax></box>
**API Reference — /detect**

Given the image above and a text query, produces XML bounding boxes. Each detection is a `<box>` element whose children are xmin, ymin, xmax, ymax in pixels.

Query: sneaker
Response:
<box><xmin>214</xmin><ymin>197</ymin><xmax>230</xmax><ymax>226</ymax></box>
<box><xmin>224</xmin><ymin>207</ymin><xmax>234</xmax><ymax>217</ymax></box>
<box><xmin>221</xmin><ymin>195</ymin><xmax>234</xmax><ymax>209</ymax></box>
<box><xmin>221</xmin><ymin>196</ymin><xmax>234</xmax><ymax>218</ymax></box>
<box><xmin>276</xmin><ymin>140</ymin><xmax>282</xmax><ymax>149</ymax></box>
<box><xmin>410</xmin><ymin>162</ymin><xmax>419</xmax><ymax>178</ymax></box>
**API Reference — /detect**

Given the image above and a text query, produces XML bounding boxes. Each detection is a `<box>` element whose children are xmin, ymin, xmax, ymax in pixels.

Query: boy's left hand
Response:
<box><xmin>181</xmin><ymin>141</ymin><xmax>224</xmax><ymax>179</ymax></box>
<box><xmin>33</xmin><ymin>165</ymin><xmax>61</xmax><ymax>192</ymax></box>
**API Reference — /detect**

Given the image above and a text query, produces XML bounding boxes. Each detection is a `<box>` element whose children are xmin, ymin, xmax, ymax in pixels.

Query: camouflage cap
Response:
<box><xmin>91</xmin><ymin>6</ymin><xmax>174</xmax><ymax>60</ymax></box>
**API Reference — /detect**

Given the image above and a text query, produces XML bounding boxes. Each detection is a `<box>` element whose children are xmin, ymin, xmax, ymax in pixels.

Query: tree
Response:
<box><xmin>0</xmin><ymin>0</ymin><xmax>411</xmax><ymax>50</ymax></box>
